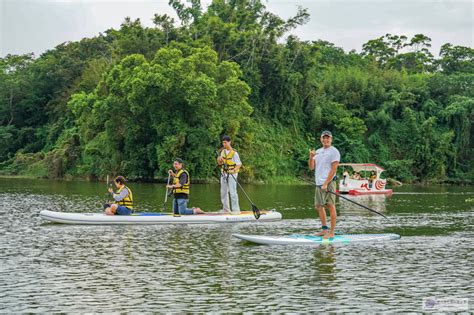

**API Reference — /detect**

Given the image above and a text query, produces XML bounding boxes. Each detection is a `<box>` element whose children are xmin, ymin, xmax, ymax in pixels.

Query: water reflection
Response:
<box><xmin>313</xmin><ymin>246</ymin><xmax>336</xmax><ymax>278</ymax></box>
<box><xmin>338</xmin><ymin>194</ymin><xmax>389</xmax><ymax>215</ymax></box>
<box><xmin>312</xmin><ymin>246</ymin><xmax>338</xmax><ymax>302</ymax></box>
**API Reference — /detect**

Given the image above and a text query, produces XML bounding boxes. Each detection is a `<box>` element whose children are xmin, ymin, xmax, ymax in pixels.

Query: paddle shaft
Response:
<box><xmin>105</xmin><ymin>175</ymin><xmax>110</xmax><ymax>203</ymax></box>
<box><xmin>227</xmin><ymin>172</ymin><xmax>261</xmax><ymax>220</ymax></box>
<box><xmin>299</xmin><ymin>177</ymin><xmax>388</xmax><ymax>219</ymax></box>
<box><xmin>163</xmin><ymin>173</ymin><xmax>171</xmax><ymax>210</ymax></box>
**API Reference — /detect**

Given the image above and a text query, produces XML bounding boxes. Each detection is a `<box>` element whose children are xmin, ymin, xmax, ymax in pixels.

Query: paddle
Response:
<box><xmin>299</xmin><ymin>177</ymin><xmax>388</xmax><ymax>219</ymax></box>
<box><xmin>228</xmin><ymin>173</ymin><xmax>261</xmax><ymax>220</ymax></box>
<box><xmin>216</xmin><ymin>149</ymin><xmax>261</xmax><ymax>220</ymax></box>
<box><xmin>103</xmin><ymin>175</ymin><xmax>111</xmax><ymax>208</ymax></box>
<box><xmin>162</xmin><ymin>173</ymin><xmax>172</xmax><ymax>211</ymax></box>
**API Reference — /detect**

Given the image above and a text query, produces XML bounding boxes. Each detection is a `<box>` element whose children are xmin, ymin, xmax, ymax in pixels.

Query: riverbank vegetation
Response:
<box><xmin>1</xmin><ymin>0</ymin><xmax>472</xmax><ymax>183</ymax></box>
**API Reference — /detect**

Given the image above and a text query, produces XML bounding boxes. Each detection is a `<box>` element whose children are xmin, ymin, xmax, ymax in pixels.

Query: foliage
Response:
<box><xmin>68</xmin><ymin>46</ymin><xmax>251</xmax><ymax>179</ymax></box>
<box><xmin>0</xmin><ymin>0</ymin><xmax>472</xmax><ymax>183</ymax></box>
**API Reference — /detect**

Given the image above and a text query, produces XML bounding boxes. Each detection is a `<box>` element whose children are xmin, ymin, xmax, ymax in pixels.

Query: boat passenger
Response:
<box><xmin>104</xmin><ymin>176</ymin><xmax>134</xmax><ymax>215</ymax></box>
<box><xmin>309</xmin><ymin>130</ymin><xmax>340</xmax><ymax>239</ymax></box>
<box><xmin>369</xmin><ymin>171</ymin><xmax>376</xmax><ymax>188</ymax></box>
<box><xmin>352</xmin><ymin>172</ymin><xmax>361</xmax><ymax>180</ymax></box>
<box><xmin>342</xmin><ymin>170</ymin><xmax>349</xmax><ymax>185</ymax></box>
<box><xmin>217</xmin><ymin>135</ymin><xmax>242</xmax><ymax>214</ymax></box>
<box><xmin>167</xmin><ymin>158</ymin><xmax>204</xmax><ymax>215</ymax></box>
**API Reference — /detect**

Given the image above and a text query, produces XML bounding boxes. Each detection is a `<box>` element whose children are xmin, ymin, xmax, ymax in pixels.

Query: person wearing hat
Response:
<box><xmin>308</xmin><ymin>130</ymin><xmax>340</xmax><ymax>238</ymax></box>
<box><xmin>216</xmin><ymin>135</ymin><xmax>242</xmax><ymax>214</ymax></box>
<box><xmin>167</xmin><ymin>158</ymin><xmax>204</xmax><ymax>215</ymax></box>
<box><xmin>104</xmin><ymin>175</ymin><xmax>134</xmax><ymax>215</ymax></box>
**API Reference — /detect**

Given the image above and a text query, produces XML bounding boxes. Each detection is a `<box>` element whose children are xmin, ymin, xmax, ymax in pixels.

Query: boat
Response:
<box><xmin>39</xmin><ymin>209</ymin><xmax>282</xmax><ymax>225</ymax></box>
<box><xmin>338</xmin><ymin>163</ymin><xmax>393</xmax><ymax>195</ymax></box>
<box><xmin>233</xmin><ymin>233</ymin><xmax>401</xmax><ymax>245</ymax></box>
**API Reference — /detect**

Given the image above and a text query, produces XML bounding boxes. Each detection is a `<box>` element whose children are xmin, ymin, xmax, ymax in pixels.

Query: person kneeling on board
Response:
<box><xmin>167</xmin><ymin>158</ymin><xmax>204</xmax><ymax>215</ymax></box>
<box><xmin>104</xmin><ymin>176</ymin><xmax>134</xmax><ymax>215</ymax></box>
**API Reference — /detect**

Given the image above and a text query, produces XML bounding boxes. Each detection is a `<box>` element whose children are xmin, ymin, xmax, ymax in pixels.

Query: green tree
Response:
<box><xmin>439</xmin><ymin>44</ymin><xmax>474</xmax><ymax>74</ymax></box>
<box><xmin>1</xmin><ymin>0</ymin><xmax>472</xmax><ymax>184</ymax></box>
<box><xmin>69</xmin><ymin>45</ymin><xmax>252</xmax><ymax>179</ymax></box>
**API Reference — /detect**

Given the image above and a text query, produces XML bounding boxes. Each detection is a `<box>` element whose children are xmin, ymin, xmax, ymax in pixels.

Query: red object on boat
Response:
<box><xmin>348</xmin><ymin>189</ymin><xmax>393</xmax><ymax>195</ymax></box>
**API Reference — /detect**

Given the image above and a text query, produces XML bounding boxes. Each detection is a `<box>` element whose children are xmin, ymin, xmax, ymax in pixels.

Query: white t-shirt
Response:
<box><xmin>313</xmin><ymin>146</ymin><xmax>340</xmax><ymax>186</ymax></box>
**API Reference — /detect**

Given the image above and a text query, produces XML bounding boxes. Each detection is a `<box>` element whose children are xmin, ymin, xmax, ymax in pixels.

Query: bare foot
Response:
<box><xmin>315</xmin><ymin>230</ymin><xmax>328</xmax><ymax>236</ymax></box>
<box><xmin>323</xmin><ymin>232</ymin><xmax>335</xmax><ymax>239</ymax></box>
<box><xmin>193</xmin><ymin>207</ymin><xmax>205</xmax><ymax>214</ymax></box>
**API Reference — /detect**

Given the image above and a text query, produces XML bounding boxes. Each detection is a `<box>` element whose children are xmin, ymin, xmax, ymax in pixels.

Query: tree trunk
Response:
<box><xmin>8</xmin><ymin>88</ymin><xmax>14</xmax><ymax>126</ymax></box>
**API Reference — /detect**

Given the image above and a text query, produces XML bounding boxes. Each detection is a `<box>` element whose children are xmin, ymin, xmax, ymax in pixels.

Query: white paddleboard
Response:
<box><xmin>233</xmin><ymin>233</ymin><xmax>401</xmax><ymax>245</ymax></box>
<box><xmin>39</xmin><ymin>209</ymin><xmax>281</xmax><ymax>225</ymax></box>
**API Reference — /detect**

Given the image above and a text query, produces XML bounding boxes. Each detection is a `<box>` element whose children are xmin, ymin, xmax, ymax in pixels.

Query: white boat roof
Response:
<box><xmin>338</xmin><ymin>163</ymin><xmax>385</xmax><ymax>172</ymax></box>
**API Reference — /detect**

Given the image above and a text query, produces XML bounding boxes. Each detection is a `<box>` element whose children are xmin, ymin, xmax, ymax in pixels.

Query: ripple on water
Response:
<box><xmin>1</xmin><ymin>190</ymin><xmax>473</xmax><ymax>312</ymax></box>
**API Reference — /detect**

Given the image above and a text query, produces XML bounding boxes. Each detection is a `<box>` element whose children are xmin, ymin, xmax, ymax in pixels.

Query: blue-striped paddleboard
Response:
<box><xmin>233</xmin><ymin>233</ymin><xmax>401</xmax><ymax>245</ymax></box>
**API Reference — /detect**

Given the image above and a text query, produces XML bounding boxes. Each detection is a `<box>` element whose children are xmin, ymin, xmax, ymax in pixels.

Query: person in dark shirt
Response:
<box><xmin>166</xmin><ymin>158</ymin><xmax>204</xmax><ymax>215</ymax></box>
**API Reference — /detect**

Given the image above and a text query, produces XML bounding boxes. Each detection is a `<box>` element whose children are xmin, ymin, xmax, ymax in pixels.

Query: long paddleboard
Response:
<box><xmin>233</xmin><ymin>233</ymin><xmax>401</xmax><ymax>245</ymax></box>
<box><xmin>39</xmin><ymin>209</ymin><xmax>281</xmax><ymax>225</ymax></box>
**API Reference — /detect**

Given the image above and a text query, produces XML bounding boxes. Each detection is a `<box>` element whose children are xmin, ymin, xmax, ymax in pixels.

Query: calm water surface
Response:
<box><xmin>1</xmin><ymin>178</ymin><xmax>473</xmax><ymax>312</ymax></box>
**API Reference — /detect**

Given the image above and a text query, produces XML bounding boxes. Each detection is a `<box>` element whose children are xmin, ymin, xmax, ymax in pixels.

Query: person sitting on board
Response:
<box><xmin>216</xmin><ymin>135</ymin><xmax>242</xmax><ymax>214</ymax></box>
<box><xmin>104</xmin><ymin>176</ymin><xmax>134</xmax><ymax>215</ymax></box>
<box><xmin>309</xmin><ymin>130</ymin><xmax>340</xmax><ymax>239</ymax></box>
<box><xmin>167</xmin><ymin>158</ymin><xmax>204</xmax><ymax>215</ymax></box>
<box><xmin>351</xmin><ymin>172</ymin><xmax>361</xmax><ymax>180</ymax></box>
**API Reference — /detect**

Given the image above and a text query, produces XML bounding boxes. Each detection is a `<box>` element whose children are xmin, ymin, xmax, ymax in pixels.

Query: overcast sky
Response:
<box><xmin>1</xmin><ymin>0</ymin><xmax>472</xmax><ymax>58</ymax></box>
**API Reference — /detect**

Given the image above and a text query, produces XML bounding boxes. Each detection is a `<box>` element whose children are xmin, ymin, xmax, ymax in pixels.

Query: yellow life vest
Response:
<box><xmin>116</xmin><ymin>185</ymin><xmax>133</xmax><ymax>209</ymax></box>
<box><xmin>173</xmin><ymin>169</ymin><xmax>190</xmax><ymax>194</ymax></box>
<box><xmin>220</xmin><ymin>149</ymin><xmax>238</xmax><ymax>173</ymax></box>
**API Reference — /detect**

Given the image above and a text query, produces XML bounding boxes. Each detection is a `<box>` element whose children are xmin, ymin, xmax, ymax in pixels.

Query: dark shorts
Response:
<box><xmin>116</xmin><ymin>205</ymin><xmax>133</xmax><ymax>215</ymax></box>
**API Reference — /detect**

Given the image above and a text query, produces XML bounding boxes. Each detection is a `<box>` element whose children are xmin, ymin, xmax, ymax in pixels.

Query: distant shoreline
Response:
<box><xmin>1</xmin><ymin>174</ymin><xmax>471</xmax><ymax>186</ymax></box>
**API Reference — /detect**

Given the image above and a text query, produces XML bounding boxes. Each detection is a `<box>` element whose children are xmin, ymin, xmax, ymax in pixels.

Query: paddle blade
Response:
<box><xmin>252</xmin><ymin>204</ymin><xmax>261</xmax><ymax>220</ymax></box>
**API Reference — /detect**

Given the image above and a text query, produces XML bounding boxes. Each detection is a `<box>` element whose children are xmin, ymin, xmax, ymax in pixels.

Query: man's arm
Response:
<box><xmin>229</xmin><ymin>151</ymin><xmax>242</xmax><ymax>174</ymax></box>
<box><xmin>113</xmin><ymin>188</ymin><xmax>128</xmax><ymax>201</ymax></box>
<box><xmin>173</xmin><ymin>173</ymin><xmax>188</xmax><ymax>188</ymax></box>
<box><xmin>217</xmin><ymin>149</ymin><xmax>223</xmax><ymax>165</ymax></box>
<box><xmin>231</xmin><ymin>164</ymin><xmax>241</xmax><ymax>174</ymax></box>
<box><xmin>167</xmin><ymin>173</ymin><xmax>187</xmax><ymax>189</ymax></box>
<box><xmin>308</xmin><ymin>150</ymin><xmax>316</xmax><ymax>170</ymax></box>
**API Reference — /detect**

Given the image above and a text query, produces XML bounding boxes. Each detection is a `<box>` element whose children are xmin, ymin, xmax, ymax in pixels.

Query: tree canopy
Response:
<box><xmin>1</xmin><ymin>0</ymin><xmax>473</xmax><ymax>183</ymax></box>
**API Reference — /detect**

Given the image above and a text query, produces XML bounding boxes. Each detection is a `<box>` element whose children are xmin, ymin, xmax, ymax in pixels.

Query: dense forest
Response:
<box><xmin>1</xmin><ymin>0</ymin><xmax>473</xmax><ymax>183</ymax></box>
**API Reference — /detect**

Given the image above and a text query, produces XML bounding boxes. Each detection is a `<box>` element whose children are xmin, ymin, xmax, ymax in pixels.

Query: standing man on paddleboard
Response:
<box><xmin>309</xmin><ymin>130</ymin><xmax>340</xmax><ymax>238</ymax></box>
<box><xmin>217</xmin><ymin>135</ymin><xmax>242</xmax><ymax>214</ymax></box>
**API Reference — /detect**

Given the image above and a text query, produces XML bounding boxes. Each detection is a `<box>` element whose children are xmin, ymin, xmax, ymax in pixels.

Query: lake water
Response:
<box><xmin>1</xmin><ymin>178</ymin><xmax>472</xmax><ymax>312</ymax></box>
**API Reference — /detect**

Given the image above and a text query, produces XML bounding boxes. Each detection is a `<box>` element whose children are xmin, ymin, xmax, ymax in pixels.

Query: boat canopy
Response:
<box><xmin>338</xmin><ymin>163</ymin><xmax>385</xmax><ymax>173</ymax></box>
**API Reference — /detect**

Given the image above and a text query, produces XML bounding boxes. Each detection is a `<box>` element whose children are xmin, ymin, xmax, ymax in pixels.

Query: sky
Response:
<box><xmin>1</xmin><ymin>0</ymin><xmax>473</xmax><ymax>58</ymax></box>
